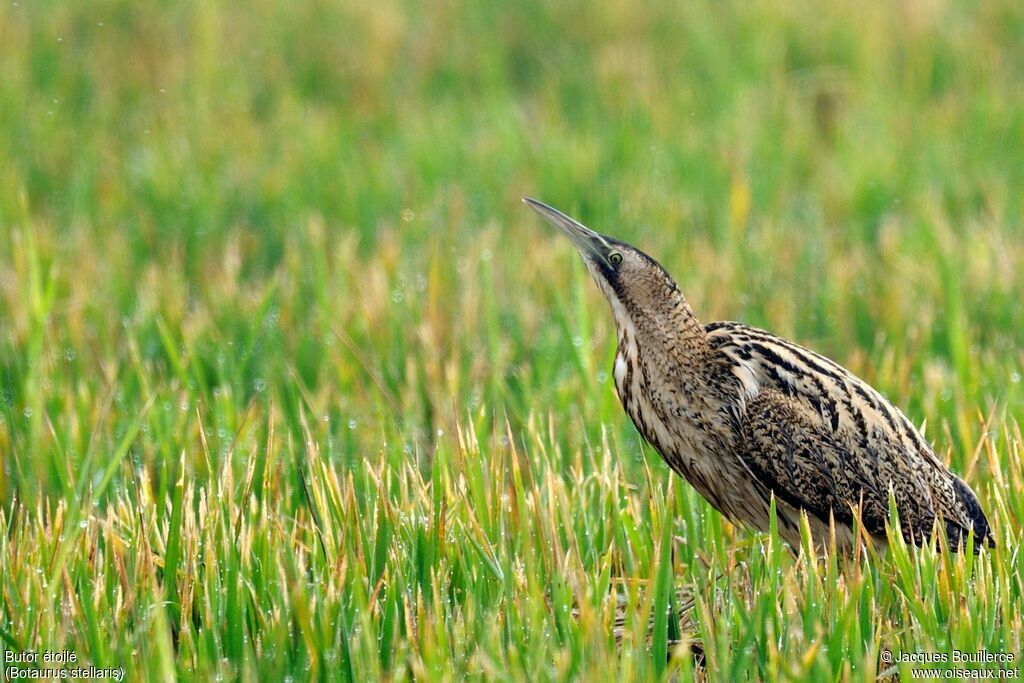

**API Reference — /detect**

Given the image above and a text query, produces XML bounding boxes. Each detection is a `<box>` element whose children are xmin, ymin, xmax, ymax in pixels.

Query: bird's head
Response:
<box><xmin>523</xmin><ymin>198</ymin><xmax>686</xmax><ymax>333</ymax></box>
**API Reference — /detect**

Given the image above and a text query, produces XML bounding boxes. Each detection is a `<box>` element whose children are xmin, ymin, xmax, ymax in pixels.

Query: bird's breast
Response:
<box><xmin>614</xmin><ymin>334</ymin><xmax>729</xmax><ymax>472</ymax></box>
<box><xmin>615</xmin><ymin>348</ymin><xmax>756</xmax><ymax>518</ymax></box>
<box><xmin>613</xmin><ymin>325</ymin><xmax>641</xmax><ymax>419</ymax></box>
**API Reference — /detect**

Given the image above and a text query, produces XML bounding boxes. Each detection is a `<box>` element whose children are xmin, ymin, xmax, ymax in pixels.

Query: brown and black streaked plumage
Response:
<box><xmin>525</xmin><ymin>198</ymin><xmax>993</xmax><ymax>552</ymax></box>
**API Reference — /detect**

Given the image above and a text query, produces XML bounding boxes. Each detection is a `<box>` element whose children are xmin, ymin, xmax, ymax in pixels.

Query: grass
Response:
<box><xmin>1</xmin><ymin>0</ymin><xmax>1023</xmax><ymax>679</ymax></box>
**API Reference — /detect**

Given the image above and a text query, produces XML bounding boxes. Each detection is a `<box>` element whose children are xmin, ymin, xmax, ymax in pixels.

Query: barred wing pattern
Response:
<box><xmin>706</xmin><ymin>321</ymin><xmax>993</xmax><ymax>551</ymax></box>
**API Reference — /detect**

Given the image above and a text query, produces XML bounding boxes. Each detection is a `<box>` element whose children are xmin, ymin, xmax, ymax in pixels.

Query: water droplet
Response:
<box><xmin>348</xmin><ymin>419</ymin><xmax>357</xmax><ymax>430</ymax></box>
<box><xmin>401</xmin><ymin>208</ymin><xmax>415</xmax><ymax>222</ymax></box>
<box><xmin>254</xmin><ymin>378</ymin><xmax>266</xmax><ymax>392</ymax></box>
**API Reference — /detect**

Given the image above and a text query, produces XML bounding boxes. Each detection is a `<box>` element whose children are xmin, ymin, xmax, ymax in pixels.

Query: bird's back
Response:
<box><xmin>703</xmin><ymin>320</ymin><xmax>993</xmax><ymax>551</ymax></box>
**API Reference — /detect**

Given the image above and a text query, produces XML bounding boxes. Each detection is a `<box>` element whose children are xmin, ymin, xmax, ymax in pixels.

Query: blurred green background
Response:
<box><xmin>0</xmin><ymin>0</ymin><xmax>1022</xmax><ymax>679</ymax></box>
<box><xmin>3</xmin><ymin>0</ymin><xmax>1022</xmax><ymax>487</ymax></box>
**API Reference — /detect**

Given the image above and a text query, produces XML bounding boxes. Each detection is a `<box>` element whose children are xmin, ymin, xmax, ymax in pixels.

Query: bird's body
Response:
<box><xmin>526</xmin><ymin>198</ymin><xmax>993</xmax><ymax>552</ymax></box>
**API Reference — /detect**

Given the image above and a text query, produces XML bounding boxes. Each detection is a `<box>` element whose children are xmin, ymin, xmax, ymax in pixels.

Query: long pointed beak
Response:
<box><xmin>523</xmin><ymin>198</ymin><xmax>607</xmax><ymax>261</ymax></box>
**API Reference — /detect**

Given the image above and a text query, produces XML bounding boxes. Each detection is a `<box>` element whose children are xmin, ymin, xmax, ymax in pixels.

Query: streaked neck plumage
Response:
<box><xmin>585</xmin><ymin>259</ymin><xmax>709</xmax><ymax>364</ymax></box>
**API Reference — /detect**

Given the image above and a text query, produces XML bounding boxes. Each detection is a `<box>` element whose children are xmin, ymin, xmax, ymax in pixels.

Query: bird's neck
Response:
<box><xmin>611</xmin><ymin>291</ymin><xmax>721</xmax><ymax>477</ymax></box>
<box><xmin>611</xmin><ymin>289</ymin><xmax>709</xmax><ymax>360</ymax></box>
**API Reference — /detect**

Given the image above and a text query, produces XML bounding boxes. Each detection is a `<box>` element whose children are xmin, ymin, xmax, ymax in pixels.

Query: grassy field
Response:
<box><xmin>1</xmin><ymin>0</ymin><xmax>1023</xmax><ymax>680</ymax></box>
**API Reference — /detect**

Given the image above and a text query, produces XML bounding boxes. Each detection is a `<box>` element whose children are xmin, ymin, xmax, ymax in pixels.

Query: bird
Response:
<box><xmin>524</xmin><ymin>198</ymin><xmax>993</xmax><ymax>553</ymax></box>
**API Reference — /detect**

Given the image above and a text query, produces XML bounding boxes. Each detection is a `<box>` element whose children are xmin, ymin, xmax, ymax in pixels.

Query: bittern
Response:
<box><xmin>525</xmin><ymin>198</ymin><xmax>993</xmax><ymax>552</ymax></box>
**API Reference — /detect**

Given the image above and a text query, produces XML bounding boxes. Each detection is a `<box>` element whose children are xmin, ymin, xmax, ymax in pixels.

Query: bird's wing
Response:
<box><xmin>705</xmin><ymin>321</ymin><xmax>991</xmax><ymax>548</ymax></box>
<box><xmin>737</xmin><ymin>385</ymin><xmax>934</xmax><ymax>542</ymax></box>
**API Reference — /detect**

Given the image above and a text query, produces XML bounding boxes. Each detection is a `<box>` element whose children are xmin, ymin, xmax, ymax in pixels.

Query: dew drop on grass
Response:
<box><xmin>254</xmin><ymin>378</ymin><xmax>266</xmax><ymax>392</ymax></box>
<box><xmin>1011</xmin><ymin>372</ymin><xmax>1021</xmax><ymax>384</ymax></box>
<box><xmin>572</xmin><ymin>336</ymin><xmax>583</xmax><ymax>348</ymax></box>
<box><xmin>64</xmin><ymin>347</ymin><xmax>76</xmax><ymax>362</ymax></box>
<box><xmin>23</xmin><ymin>407</ymin><xmax>32</xmax><ymax>419</ymax></box>
<box><xmin>348</xmin><ymin>419</ymin><xmax>357</xmax><ymax>430</ymax></box>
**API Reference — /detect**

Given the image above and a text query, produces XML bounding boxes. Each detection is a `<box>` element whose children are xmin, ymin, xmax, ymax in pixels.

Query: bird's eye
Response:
<box><xmin>608</xmin><ymin>252</ymin><xmax>623</xmax><ymax>267</ymax></box>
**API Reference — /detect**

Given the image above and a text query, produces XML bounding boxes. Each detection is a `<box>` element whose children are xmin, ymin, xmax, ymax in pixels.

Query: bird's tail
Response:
<box><xmin>947</xmin><ymin>476</ymin><xmax>995</xmax><ymax>551</ymax></box>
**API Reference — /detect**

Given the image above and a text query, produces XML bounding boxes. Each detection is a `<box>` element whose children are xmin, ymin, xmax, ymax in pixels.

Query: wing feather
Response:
<box><xmin>706</xmin><ymin>321</ymin><xmax>992</xmax><ymax>549</ymax></box>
